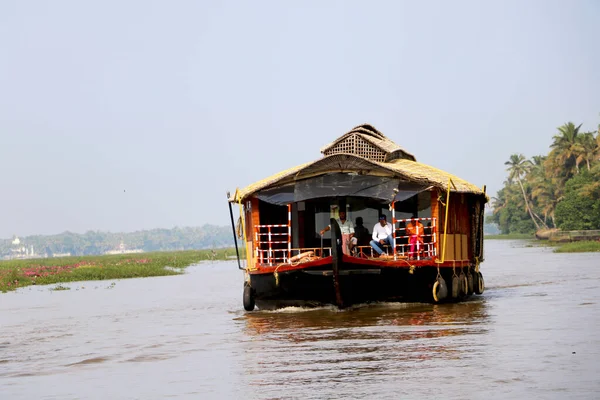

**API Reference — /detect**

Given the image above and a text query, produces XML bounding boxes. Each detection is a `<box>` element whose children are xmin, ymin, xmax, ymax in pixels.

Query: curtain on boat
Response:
<box><xmin>254</xmin><ymin>173</ymin><xmax>430</xmax><ymax>205</ymax></box>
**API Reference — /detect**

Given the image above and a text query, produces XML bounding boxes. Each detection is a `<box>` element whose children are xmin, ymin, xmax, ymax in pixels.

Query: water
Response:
<box><xmin>1</xmin><ymin>240</ymin><xmax>599</xmax><ymax>399</ymax></box>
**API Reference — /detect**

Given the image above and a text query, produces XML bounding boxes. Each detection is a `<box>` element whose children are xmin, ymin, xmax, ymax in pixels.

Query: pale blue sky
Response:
<box><xmin>1</xmin><ymin>0</ymin><xmax>598</xmax><ymax>238</ymax></box>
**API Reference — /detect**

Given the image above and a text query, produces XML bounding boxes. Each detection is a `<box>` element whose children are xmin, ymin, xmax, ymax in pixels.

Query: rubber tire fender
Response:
<box><xmin>458</xmin><ymin>272</ymin><xmax>467</xmax><ymax>297</ymax></box>
<box><xmin>243</xmin><ymin>283</ymin><xmax>255</xmax><ymax>311</ymax></box>
<box><xmin>433</xmin><ymin>276</ymin><xmax>448</xmax><ymax>302</ymax></box>
<box><xmin>467</xmin><ymin>272</ymin><xmax>474</xmax><ymax>295</ymax></box>
<box><xmin>475</xmin><ymin>271</ymin><xmax>485</xmax><ymax>295</ymax></box>
<box><xmin>451</xmin><ymin>276</ymin><xmax>460</xmax><ymax>298</ymax></box>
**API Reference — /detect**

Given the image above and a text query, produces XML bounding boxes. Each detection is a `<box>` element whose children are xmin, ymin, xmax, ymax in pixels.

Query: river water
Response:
<box><xmin>1</xmin><ymin>240</ymin><xmax>599</xmax><ymax>399</ymax></box>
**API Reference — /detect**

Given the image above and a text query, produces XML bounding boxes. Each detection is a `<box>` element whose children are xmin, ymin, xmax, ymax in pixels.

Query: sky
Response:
<box><xmin>1</xmin><ymin>0</ymin><xmax>599</xmax><ymax>238</ymax></box>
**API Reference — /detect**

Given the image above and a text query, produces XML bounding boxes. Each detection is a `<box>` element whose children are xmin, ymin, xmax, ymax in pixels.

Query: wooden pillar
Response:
<box><xmin>244</xmin><ymin>197</ymin><xmax>260</xmax><ymax>268</ymax></box>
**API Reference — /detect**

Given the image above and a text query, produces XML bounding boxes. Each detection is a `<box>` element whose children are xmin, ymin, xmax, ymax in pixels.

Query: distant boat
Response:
<box><xmin>104</xmin><ymin>240</ymin><xmax>144</xmax><ymax>255</ymax></box>
<box><xmin>535</xmin><ymin>228</ymin><xmax>559</xmax><ymax>240</ymax></box>
<box><xmin>228</xmin><ymin>124</ymin><xmax>488</xmax><ymax>310</ymax></box>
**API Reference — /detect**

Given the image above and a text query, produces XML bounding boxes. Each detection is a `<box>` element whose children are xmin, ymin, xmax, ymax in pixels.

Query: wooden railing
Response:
<box><xmin>254</xmin><ymin>218</ymin><xmax>438</xmax><ymax>266</ymax></box>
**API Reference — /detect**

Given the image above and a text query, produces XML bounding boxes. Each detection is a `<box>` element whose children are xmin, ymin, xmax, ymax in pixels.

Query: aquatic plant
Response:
<box><xmin>554</xmin><ymin>241</ymin><xmax>600</xmax><ymax>253</ymax></box>
<box><xmin>0</xmin><ymin>248</ymin><xmax>243</xmax><ymax>293</ymax></box>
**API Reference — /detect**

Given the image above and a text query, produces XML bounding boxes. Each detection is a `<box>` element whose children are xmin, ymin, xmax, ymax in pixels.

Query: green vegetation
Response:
<box><xmin>489</xmin><ymin>118</ymin><xmax>600</xmax><ymax>235</ymax></box>
<box><xmin>485</xmin><ymin>233</ymin><xmax>534</xmax><ymax>240</ymax></box>
<box><xmin>0</xmin><ymin>248</ymin><xmax>244</xmax><ymax>293</ymax></box>
<box><xmin>554</xmin><ymin>172</ymin><xmax>600</xmax><ymax>230</ymax></box>
<box><xmin>0</xmin><ymin>225</ymin><xmax>234</xmax><ymax>258</ymax></box>
<box><xmin>553</xmin><ymin>241</ymin><xmax>600</xmax><ymax>253</ymax></box>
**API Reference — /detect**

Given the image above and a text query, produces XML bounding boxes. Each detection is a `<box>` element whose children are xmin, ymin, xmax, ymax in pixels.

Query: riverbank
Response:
<box><xmin>0</xmin><ymin>248</ymin><xmax>243</xmax><ymax>293</ymax></box>
<box><xmin>553</xmin><ymin>241</ymin><xmax>600</xmax><ymax>253</ymax></box>
<box><xmin>485</xmin><ymin>233</ymin><xmax>534</xmax><ymax>240</ymax></box>
<box><xmin>486</xmin><ymin>234</ymin><xmax>600</xmax><ymax>253</ymax></box>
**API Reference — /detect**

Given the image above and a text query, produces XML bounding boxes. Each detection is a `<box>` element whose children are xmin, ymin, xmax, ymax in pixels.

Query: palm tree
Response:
<box><xmin>575</xmin><ymin>131</ymin><xmax>599</xmax><ymax>171</ymax></box>
<box><xmin>527</xmin><ymin>155</ymin><xmax>547</xmax><ymax>186</ymax></box>
<box><xmin>490</xmin><ymin>184</ymin><xmax>525</xmax><ymax>234</ymax></box>
<box><xmin>491</xmin><ymin>184</ymin><xmax>509</xmax><ymax>216</ymax></box>
<box><xmin>531</xmin><ymin>178</ymin><xmax>562</xmax><ymax>228</ymax></box>
<box><xmin>549</xmin><ymin>122</ymin><xmax>583</xmax><ymax>177</ymax></box>
<box><xmin>596</xmin><ymin>130</ymin><xmax>600</xmax><ymax>162</ymax></box>
<box><xmin>505</xmin><ymin>153</ymin><xmax>547</xmax><ymax>230</ymax></box>
<box><xmin>527</xmin><ymin>155</ymin><xmax>557</xmax><ymax>227</ymax></box>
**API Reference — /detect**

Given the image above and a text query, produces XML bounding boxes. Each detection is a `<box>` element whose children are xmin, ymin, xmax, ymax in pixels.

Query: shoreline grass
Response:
<box><xmin>553</xmin><ymin>241</ymin><xmax>600</xmax><ymax>253</ymax></box>
<box><xmin>0</xmin><ymin>248</ymin><xmax>245</xmax><ymax>293</ymax></box>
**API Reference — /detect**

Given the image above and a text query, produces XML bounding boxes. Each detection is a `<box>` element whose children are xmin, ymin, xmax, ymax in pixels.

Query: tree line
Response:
<box><xmin>489</xmin><ymin>118</ymin><xmax>600</xmax><ymax>234</ymax></box>
<box><xmin>0</xmin><ymin>225</ymin><xmax>235</xmax><ymax>258</ymax></box>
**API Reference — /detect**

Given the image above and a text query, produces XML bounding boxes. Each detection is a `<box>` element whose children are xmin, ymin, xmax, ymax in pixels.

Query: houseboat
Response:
<box><xmin>227</xmin><ymin>124</ymin><xmax>488</xmax><ymax>311</ymax></box>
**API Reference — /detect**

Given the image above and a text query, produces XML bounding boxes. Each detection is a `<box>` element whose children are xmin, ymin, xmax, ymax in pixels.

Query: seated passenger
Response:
<box><xmin>353</xmin><ymin>217</ymin><xmax>370</xmax><ymax>246</ymax></box>
<box><xmin>370</xmin><ymin>215</ymin><xmax>393</xmax><ymax>256</ymax></box>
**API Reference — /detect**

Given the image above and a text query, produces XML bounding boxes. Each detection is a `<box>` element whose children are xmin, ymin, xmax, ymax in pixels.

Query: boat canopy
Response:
<box><xmin>254</xmin><ymin>173</ymin><xmax>431</xmax><ymax>206</ymax></box>
<box><xmin>230</xmin><ymin>153</ymin><xmax>487</xmax><ymax>203</ymax></box>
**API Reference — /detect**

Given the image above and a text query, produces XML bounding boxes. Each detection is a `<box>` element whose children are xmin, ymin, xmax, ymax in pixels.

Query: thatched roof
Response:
<box><xmin>320</xmin><ymin>124</ymin><xmax>416</xmax><ymax>162</ymax></box>
<box><xmin>232</xmin><ymin>154</ymin><xmax>486</xmax><ymax>202</ymax></box>
<box><xmin>231</xmin><ymin>125</ymin><xmax>486</xmax><ymax>202</ymax></box>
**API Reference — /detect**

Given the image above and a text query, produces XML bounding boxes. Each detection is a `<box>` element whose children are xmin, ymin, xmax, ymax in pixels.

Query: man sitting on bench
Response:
<box><xmin>370</xmin><ymin>214</ymin><xmax>393</xmax><ymax>256</ymax></box>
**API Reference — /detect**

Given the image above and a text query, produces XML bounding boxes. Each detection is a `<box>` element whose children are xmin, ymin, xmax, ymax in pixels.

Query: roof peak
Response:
<box><xmin>348</xmin><ymin>124</ymin><xmax>386</xmax><ymax>139</ymax></box>
<box><xmin>320</xmin><ymin>124</ymin><xmax>416</xmax><ymax>163</ymax></box>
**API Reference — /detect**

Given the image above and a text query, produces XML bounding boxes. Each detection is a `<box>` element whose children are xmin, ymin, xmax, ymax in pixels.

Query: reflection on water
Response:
<box><xmin>242</xmin><ymin>300</ymin><xmax>490</xmax><ymax>340</ymax></box>
<box><xmin>1</xmin><ymin>241</ymin><xmax>600</xmax><ymax>400</ymax></box>
<box><xmin>237</xmin><ymin>301</ymin><xmax>492</xmax><ymax>399</ymax></box>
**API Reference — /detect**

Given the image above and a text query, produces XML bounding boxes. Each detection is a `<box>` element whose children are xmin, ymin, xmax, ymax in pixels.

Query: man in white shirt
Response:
<box><xmin>370</xmin><ymin>214</ymin><xmax>393</xmax><ymax>256</ymax></box>
<box><xmin>320</xmin><ymin>210</ymin><xmax>357</xmax><ymax>255</ymax></box>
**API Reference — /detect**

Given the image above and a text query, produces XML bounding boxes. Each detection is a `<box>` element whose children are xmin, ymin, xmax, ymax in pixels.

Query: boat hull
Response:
<box><xmin>249</xmin><ymin>263</ymin><xmax>473</xmax><ymax>309</ymax></box>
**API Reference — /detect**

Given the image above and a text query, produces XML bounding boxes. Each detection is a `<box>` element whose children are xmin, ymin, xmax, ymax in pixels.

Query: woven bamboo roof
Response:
<box><xmin>320</xmin><ymin>124</ymin><xmax>416</xmax><ymax>162</ymax></box>
<box><xmin>231</xmin><ymin>125</ymin><xmax>487</xmax><ymax>202</ymax></box>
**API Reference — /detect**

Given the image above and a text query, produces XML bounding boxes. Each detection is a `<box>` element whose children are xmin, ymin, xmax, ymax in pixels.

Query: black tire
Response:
<box><xmin>458</xmin><ymin>272</ymin><xmax>467</xmax><ymax>297</ymax></box>
<box><xmin>433</xmin><ymin>276</ymin><xmax>448</xmax><ymax>302</ymax></box>
<box><xmin>452</xmin><ymin>276</ymin><xmax>460</xmax><ymax>298</ymax></box>
<box><xmin>475</xmin><ymin>272</ymin><xmax>485</xmax><ymax>295</ymax></box>
<box><xmin>467</xmin><ymin>272</ymin><xmax>474</xmax><ymax>295</ymax></box>
<box><xmin>243</xmin><ymin>283</ymin><xmax>255</xmax><ymax>311</ymax></box>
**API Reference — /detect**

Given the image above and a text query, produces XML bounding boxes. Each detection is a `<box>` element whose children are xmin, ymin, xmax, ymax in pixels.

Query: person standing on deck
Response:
<box><xmin>406</xmin><ymin>216</ymin><xmax>424</xmax><ymax>259</ymax></box>
<box><xmin>320</xmin><ymin>210</ymin><xmax>357</xmax><ymax>255</ymax></box>
<box><xmin>370</xmin><ymin>215</ymin><xmax>393</xmax><ymax>256</ymax></box>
